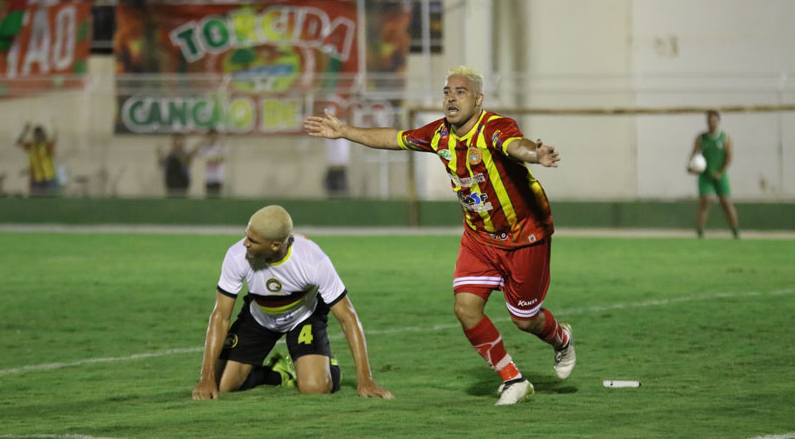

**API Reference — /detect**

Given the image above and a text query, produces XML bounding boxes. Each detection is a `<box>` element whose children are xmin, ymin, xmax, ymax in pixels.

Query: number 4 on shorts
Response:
<box><xmin>298</xmin><ymin>324</ymin><xmax>313</xmax><ymax>345</ymax></box>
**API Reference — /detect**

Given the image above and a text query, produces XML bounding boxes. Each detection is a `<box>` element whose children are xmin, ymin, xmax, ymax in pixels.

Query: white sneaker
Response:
<box><xmin>554</xmin><ymin>323</ymin><xmax>576</xmax><ymax>379</ymax></box>
<box><xmin>495</xmin><ymin>379</ymin><xmax>534</xmax><ymax>406</ymax></box>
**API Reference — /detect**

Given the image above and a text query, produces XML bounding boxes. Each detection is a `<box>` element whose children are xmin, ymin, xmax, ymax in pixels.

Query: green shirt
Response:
<box><xmin>699</xmin><ymin>131</ymin><xmax>726</xmax><ymax>174</ymax></box>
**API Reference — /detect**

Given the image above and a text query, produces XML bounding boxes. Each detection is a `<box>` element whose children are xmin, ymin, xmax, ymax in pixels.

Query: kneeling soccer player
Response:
<box><xmin>192</xmin><ymin>205</ymin><xmax>393</xmax><ymax>400</ymax></box>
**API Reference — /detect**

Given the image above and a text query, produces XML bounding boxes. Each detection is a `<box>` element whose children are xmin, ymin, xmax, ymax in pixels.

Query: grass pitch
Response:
<box><xmin>0</xmin><ymin>231</ymin><xmax>793</xmax><ymax>439</ymax></box>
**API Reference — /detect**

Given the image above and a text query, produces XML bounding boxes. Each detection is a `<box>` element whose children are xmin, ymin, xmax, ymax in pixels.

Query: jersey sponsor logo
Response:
<box><xmin>266</xmin><ymin>278</ymin><xmax>283</xmax><ymax>292</ymax></box>
<box><xmin>448</xmin><ymin>172</ymin><xmax>486</xmax><ymax>187</ymax></box>
<box><xmin>458</xmin><ymin>191</ymin><xmax>493</xmax><ymax>212</ymax></box>
<box><xmin>467</xmin><ymin>146</ymin><xmax>483</xmax><ymax>165</ymax></box>
<box><xmin>438</xmin><ymin>149</ymin><xmax>453</xmax><ymax>160</ymax></box>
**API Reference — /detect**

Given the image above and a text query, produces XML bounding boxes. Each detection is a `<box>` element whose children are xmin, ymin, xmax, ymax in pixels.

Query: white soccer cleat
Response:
<box><xmin>495</xmin><ymin>379</ymin><xmax>534</xmax><ymax>406</ymax></box>
<box><xmin>554</xmin><ymin>323</ymin><xmax>576</xmax><ymax>379</ymax></box>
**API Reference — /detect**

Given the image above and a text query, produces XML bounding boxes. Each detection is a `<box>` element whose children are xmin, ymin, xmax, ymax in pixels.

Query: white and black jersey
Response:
<box><xmin>217</xmin><ymin>234</ymin><xmax>347</xmax><ymax>332</ymax></box>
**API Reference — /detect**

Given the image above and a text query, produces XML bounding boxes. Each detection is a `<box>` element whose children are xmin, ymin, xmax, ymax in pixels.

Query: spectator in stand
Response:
<box><xmin>195</xmin><ymin>128</ymin><xmax>227</xmax><ymax>198</ymax></box>
<box><xmin>158</xmin><ymin>133</ymin><xmax>196</xmax><ymax>197</ymax></box>
<box><xmin>16</xmin><ymin>123</ymin><xmax>58</xmax><ymax>197</ymax></box>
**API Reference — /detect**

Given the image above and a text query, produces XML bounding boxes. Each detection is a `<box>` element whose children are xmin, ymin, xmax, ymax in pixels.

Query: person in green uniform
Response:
<box><xmin>687</xmin><ymin>110</ymin><xmax>739</xmax><ymax>238</ymax></box>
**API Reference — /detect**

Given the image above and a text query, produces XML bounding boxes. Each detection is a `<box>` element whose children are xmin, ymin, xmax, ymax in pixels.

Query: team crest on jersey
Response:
<box><xmin>224</xmin><ymin>333</ymin><xmax>238</xmax><ymax>349</ymax></box>
<box><xmin>402</xmin><ymin>134</ymin><xmax>418</xmax><ymax>148</ymax></box>
<box><xmin>266</xmin><ymin>278</ymin><xmax>282</xmax><ymax>292</ymax></box>
<box><xmin>467</xmin><ymin>146</ymin><xmax>482</xmax><ymax>165</ymax></box>
<box><xmin>439</xmin><ymin>126</ymin><xmax>449</xmax><ymax>137</ymax></box>
<box><xmin>438</xmin><ymin>149</ymin><xmax>453</xmax><ymax>160</ymax></box>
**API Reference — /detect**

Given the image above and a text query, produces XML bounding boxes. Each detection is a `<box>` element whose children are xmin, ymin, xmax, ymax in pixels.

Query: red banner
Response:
<box><xmin>0</xmin><ymin>1</ymin><xmax>92</xmax><ymax>97</ymax></box>
<box><xmin>114</xmin><ymin>1</ymin><xmax>411</xmax><ymax>134</ymax></box>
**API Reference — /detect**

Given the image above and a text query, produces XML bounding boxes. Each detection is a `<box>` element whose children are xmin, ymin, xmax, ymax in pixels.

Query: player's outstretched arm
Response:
<box><xmin>506</xmin><ymin>138</ymin><xmax>560</xmax><ymax>167</ymax></box>
<box><xmin>330</xmin><ymin>296</ymin><xmax>395</xmax><ymax>399</ymax></box>
<box><xmin>303</xmin><ymin>109</ymin><xmax>402</xmax><ymax>151</ymax></box>
<box><xmin>192</xmin><ymin>292</ymin><xmax>235</xmax><ymax>400</ymax></box>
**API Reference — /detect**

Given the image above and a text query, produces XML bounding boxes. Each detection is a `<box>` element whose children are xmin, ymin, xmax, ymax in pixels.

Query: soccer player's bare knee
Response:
<box><xmin>295</xmin><ymin>355</ymin><xmax>332</xmax><ymax>394</ymax></box>
<box><xmin>218</xmin><ymin>361</ymin><xmax>252</xmax><ymax>393</ymax></box>
<box><xmin>454</xmin><ymin>292</ymin><xmax>487</xmax><ymax>329</ymax></box>
<box><xmin>511</xmin><ymin>313</ymin><xmax>545</xmax><ymax>334</ymax></box>
<box><xmin>297</xmin><ymin>375</ymin><xmax>332</xmax><ymax>394</ymax></box>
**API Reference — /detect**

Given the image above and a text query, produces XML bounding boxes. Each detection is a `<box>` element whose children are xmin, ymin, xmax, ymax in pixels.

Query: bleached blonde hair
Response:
<box><xmin>446</xmin><ymin>65</ymin><xmax>484</xmax><ymax>95</ymax></box>
<box><xmin>248</xmin><ymin>205</ymin><xmax>293</xmax><ymax>242</ymax></box>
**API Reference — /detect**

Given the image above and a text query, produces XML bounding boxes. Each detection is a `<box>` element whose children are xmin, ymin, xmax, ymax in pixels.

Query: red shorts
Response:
<box><xmin>453</xmin><ymin>231</ymin><xmax>551</xmax><ymax>319</ymax></box>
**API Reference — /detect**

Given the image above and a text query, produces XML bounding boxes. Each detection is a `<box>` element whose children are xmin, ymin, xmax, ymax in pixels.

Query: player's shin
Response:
<box><xmin>463</xmin><ymin>316</ymin><xmax>522</xmax><ymax>382</ymax></box>
<box><xmin>535</xmin><ymin>308</ymin><xmax>570</xmax><ymax>349</ymax></box>
<box><xmin>330</xmin><ymin>359</ymin><xmax>341</xmax><ymax>393</ymax></box>
<box><xmin>238</xmin><ymin>365</ymin><xmax>283</xmax><ymax>391</ymax></box>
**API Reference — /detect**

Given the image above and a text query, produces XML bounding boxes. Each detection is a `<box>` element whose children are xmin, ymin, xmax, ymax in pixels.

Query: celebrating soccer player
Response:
<box><xmin>304</xmin><ymin>65</ymin><xmax>575</xmax><ymax>405</ymax></box>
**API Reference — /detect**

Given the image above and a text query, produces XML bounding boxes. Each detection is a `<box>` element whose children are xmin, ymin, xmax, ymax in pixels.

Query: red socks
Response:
<box><xmin>536</xmin><ymin>308</ymin><xmax>570</xmax><ymax>349</ymax></box>
<box><xmin>464</xmin><ymin>316</ymin><xmax>522</xmax><ymax>382</ymax></box>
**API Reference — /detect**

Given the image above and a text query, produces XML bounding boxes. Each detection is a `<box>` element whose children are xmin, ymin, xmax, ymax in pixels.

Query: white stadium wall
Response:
<box><xmin>630</xmin><ymin>0</ymin><xmax>795</xmax><ymax>201</ymax></box>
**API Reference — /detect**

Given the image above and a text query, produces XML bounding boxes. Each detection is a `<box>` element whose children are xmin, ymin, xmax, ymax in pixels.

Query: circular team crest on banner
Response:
<box><xmin>467</xmin><ymin>146</ymin><xmax>483</xmax><ymax>166</ymax></box>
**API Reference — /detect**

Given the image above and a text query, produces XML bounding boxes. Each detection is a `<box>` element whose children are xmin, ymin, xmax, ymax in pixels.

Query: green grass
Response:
<box><xmin>0</xmin><ymin>232</ymin><xmax>793</xmax><ymax>439</ymax></box>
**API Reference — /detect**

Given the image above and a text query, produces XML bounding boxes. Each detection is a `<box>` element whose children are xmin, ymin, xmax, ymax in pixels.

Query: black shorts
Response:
<box><xmin>219</xmin><ymin>295</ymin><xmax>333</xmax><ymax>365</ymax></box>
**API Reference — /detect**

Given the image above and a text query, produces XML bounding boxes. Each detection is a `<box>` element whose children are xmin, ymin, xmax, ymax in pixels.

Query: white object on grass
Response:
<box><xmin>603</xmin><ymin>380</ymin><xmax>641</xmax><ymax>388</ymax></box>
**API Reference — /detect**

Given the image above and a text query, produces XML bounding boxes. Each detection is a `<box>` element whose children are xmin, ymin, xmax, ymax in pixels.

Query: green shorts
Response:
<box><xmin>698</xmin><ymin>173</ymin><xmax>731</xmax><ymax>197</ymax></box>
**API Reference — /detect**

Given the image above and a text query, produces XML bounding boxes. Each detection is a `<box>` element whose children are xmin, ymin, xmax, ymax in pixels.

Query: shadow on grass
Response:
<box><xmin>464</xmin><ymin>367</ymin><xmax>578</xmax><ymax>396</ymax></box>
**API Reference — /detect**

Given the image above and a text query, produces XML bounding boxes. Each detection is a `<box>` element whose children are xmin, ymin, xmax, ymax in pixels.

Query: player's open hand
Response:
<box><xmin>304</xmin><ymin>109</ymin><xmax>345</xmax><ymax>139</ymax></box>
<box><xmin>536</xmin><ymin>139</ymin><xmax>560</xmax><ymax>167</ymax></box>
<box><xmin>358</xmin><ymin>379</ymin><xmax>395</xmax><ymax>399</ymax></box>
<box><xmin>192</xmin><ymin>380</ymin><xmax>219</xmax><ymax>400</ymax></box>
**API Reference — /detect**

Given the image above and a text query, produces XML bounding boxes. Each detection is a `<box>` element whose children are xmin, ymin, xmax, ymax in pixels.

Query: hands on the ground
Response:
<box><xmin>192</xmin><ymin>379</ymin><xmax>219</xmax><ymax>400</ymax></box>
<box><xmin>357</xmin><ymin>379</ymin><xmax>395</xmax><ymax>399</ymax></box>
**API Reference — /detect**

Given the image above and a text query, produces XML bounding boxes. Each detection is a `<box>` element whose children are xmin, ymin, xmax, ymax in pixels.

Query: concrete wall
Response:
<box><xmin>631</xmin><ymin>0</ymin><xmax>795</xmax><ymax>200</ymax></box>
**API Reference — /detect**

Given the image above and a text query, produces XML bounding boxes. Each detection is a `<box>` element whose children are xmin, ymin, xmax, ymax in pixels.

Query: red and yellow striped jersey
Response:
<box><xmin>398</xmin><ymin>110</ymin><xmax>553</xmax><ymax>249</ymax></box>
